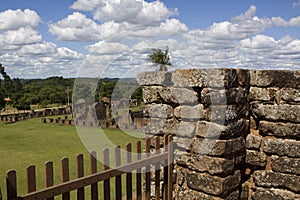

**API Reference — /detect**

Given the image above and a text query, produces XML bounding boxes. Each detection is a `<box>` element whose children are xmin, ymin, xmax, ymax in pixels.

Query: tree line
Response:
<box><xmin>0</xmin><ymin>64</ymin><xmax>142</xmax><ymax>111</ymax></box>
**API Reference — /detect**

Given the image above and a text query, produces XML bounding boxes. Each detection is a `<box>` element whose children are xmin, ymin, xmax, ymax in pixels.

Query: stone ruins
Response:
<box><xmin>137</xmin><ymin>68</ymin><xmax>300</xmax><ymax>200</ymax></box>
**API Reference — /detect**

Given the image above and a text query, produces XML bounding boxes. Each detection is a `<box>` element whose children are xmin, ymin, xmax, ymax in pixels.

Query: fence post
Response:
<box><xmin>167</xmin><ymin>135</ymin><xmax>173</xmax><ymax>200</ymax></box>
<box><xmin>103</xmin><ymin>148</ymin><xmax>110</xmax><ymax>200</ymax></box>
<box><xmin>90</xmin><ymin>151</ymin><xmax>98</xmax><ymax>200</ymax></box>
<box><xmin>145</xmin><ymin>138</ymin><xmax>151</xmax><ymax>200</ymax></box>
<box><xmin>6</xmin><ymin>170</ymin><xmax>17</xmax><ymax>200</ymax></box>
<box><xmin>61</xmin><ymin>158</ymin><xmax>70</xmax><ymax>200</ymax></box>
<box><xmin>126</xmin><ymin>143</ymin><xmax>132</xmax><ymax>200</ymax></box>
<box><xmin>155</xmin><ymin>136</ymin><xmax>161</xmax><ymax>200</ymax></box>
<box><xmin>163</xmin><ymin>134</ymin><xmax>170</xmax><ymax>200</ymax></box>
<box><xmin>115</xmin><ymin>146</ymin><xmax>122</xmax><ymax>200</ymax></box>
<box><xmin>136</xmin><ymin>141</ymin><xmax>142</xmax><ymax>200</ymax></box>
<box><xmin>45</xmin><ymin>161</ymin><xmax>54</xmax><ymax>200</ymax></box>
<box><xmin>76</xmin><ymin>154</ymin><xmax>85</xmax><ymax>200</ymax></box>
<box><xmin>26</xmin><ymin>165</ymin><xmax>36</xmax><ymax>193</ymax></box>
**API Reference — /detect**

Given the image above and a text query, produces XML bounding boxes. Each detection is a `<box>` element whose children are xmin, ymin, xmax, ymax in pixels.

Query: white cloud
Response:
<box><xmin>2</xmin><ymin>4</ymin><xmax>300</xmax><ymax>79</ymax></box>
<box><xmin>17</xmin><ymin>42</ymin><xmax>57</xmax><ymax>55</ymax></box>
<box><xmin>93</xmin><ymin>0</ymin><xmax>143</xmax><ymax>23</ymax></box>
<box><xmin>86</xmin><ymin>41</ymin><xmax>130</xmax><ymax>55</ymax></box>
<box><xmin>0</xmin><ymin>9</ymin><xmax>40</xmax><ymax>31</ymax></box>
<box><xmin>232</xmin><ymin>5</ymin><xmax>256</xmax><ymax>22</ymax></box>
<box><xmin>0</xmin><ymin>27</ymin><xmax>42</xmax><ymax>50</ymax></box>
<box><xmin>272</xmin><ymin>16</ymin><xmax>300</xmax><ymax>27</ymax></box>
<box><xmin>57</xmin><ymin>47</ymin><xmax>84</xmax><ymax>60</ymax></box>
<box><xmin>240</xmin><ymin>35</ymin><xmax>277</xmax><ymax>50</ymax></box>
<box><xmin>71</xmin><ymin>0</ymin><xmax>178</xmax><ymax>26</ymax></box>
<box><xmin>49</xmin><ymin>12</ymin><xmax>101</xmax><ymax>41</ymax></box>
<box><xmin>70</xmin><ymin>0</ymin><xmax>106</xmax><ymax>11</ymax></box>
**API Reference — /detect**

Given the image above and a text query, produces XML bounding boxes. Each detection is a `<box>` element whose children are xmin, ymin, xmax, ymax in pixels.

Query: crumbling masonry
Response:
<box><xmin>137</xmin><ymin>69</ymin><xmax>300</xmax><ymax>200</ymax></box>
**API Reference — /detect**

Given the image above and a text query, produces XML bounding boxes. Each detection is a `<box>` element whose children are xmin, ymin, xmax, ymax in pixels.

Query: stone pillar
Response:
<box><xmin>137</xmin><ymin>69</ymin><xmax>250</xmax><ymax>199</ymax></box>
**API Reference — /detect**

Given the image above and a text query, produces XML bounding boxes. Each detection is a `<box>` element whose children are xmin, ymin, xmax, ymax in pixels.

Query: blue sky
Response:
<box><xmin>1</xmin><ymin>0</ymin><xmax>300</xmax><ymax>78</ymax></box>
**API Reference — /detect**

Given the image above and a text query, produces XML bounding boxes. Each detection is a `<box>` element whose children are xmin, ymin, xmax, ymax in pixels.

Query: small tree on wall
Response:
<box><xmin>147</xmin><ymin>46</ymin><xmax>173</xmax><ymax>71</ymax></box>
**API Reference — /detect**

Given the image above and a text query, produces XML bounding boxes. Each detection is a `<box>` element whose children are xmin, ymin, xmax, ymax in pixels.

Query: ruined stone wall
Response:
<box><xmin>136</xmin><ymin>69</ymin><xmax>300</xmax><ymax>200</ymax></box>
<box><xmin>245</xmin><ymin>70</ymin><xmax>300</xmax><ymax>199</ymax></box>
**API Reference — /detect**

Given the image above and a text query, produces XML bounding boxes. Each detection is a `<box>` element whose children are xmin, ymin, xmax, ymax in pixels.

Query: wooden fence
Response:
<box><xmin>6</xmin><ymin>135</ymin><xmax>173</xmax><ymax>200</ymax></box>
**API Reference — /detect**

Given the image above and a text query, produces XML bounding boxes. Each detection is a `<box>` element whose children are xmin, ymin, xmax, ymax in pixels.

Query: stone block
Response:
<box><xmin>271</xmin><ymin>155</ymin><xmax>300</xmax><ymax>175</ymax></box>
<box><xmin>201</xmin><ymin>87</ymin><xmax>248</xmax><ymax>105</ymax></box>
<box><xmin>143</xmin><ymin>118</ymin><xmax>176</xmax><ymax>135</ymax></box>
<box><xmin>136</xmin><ymin>71</ymin><xmax>172</xmax><ymax>85</ymax></box>
<box><xmin>172</xmin><ymin>68</ymin><xmax>238</xmax><ymax>88</ymax></box>
<box><xmin>174</xmin><ymin>104</ymin><xmax>206</xmax><ymax>120</ymax></box>
<box><xmin>177</xmin><ymin>154</ymin><xmax>235</xmax><ymax>176</ymax></box>
<box><xmin>249</xmin><ymin>87</ymin><xmax>278</xmax><ymax>101</ymax></box>
<box><xmin>245</xmin><ymin>134</ymin><xmax>262</xmax><ymax>150</ymax></box>
<box><xmin>160</xmin><ymin>87</ymin><xmax>199</xmax><ymax>105</ymax></box>
<box><xmin>259</xmin><ymin>121</ymin><xmax>300</xmax><ymax>139</ymax></box>
<box><xmin>251</xmin><ymin>103</ymin><xmax>300</xmax><ymax>123</ymax></box>
<box><xmin>206</xmin><ymin>104</ymin><xmax>249</xmax><ymax>124</ymax></box>
<box><xmin>144</xmin><ymin>104</ymin><xmax>173</xmax><ymax>119</ymax></box>
<box><xmin>191</xmin><ymin>137</ymin><xmax>244</xmax><ymax>157</ymax></box>
<box><xmin>178</xmin><ymin>189</ymin><xmax>239</xmax><ymax>200</ymax></box>
<box><xmin>173</xmin><ymin>136</ymin><xmax>194</xmax><ymax>151</ymax></box>
<box><xmin>263</xmin><ymin>138</ymin><xmax>300</xmax><ymax>158</ymax></box>
<box><xmin>177</xmin><ymin>189</ymin><xmax>222</xmax><ymax>200</ymax></box>
<box><xmin>250</xmin><ymin>70</ymin><xmax>300</xmax><ymax>88</ymax></box>
<box><xmin>253</xmin><ymin>187</ymin><xmax>300</xmax><ymax>200</ymax></box>
<box><xmin>196</xmin><ymin>119</ymin><xmax>248</xmax><ymax>139</ymax></box>
<box><xmin>142</xmin><ymin>86</ymin><xmax>199</xmax><ymax>104</ymax></box>
<box><xmin>279</xmin><ymin>88</ymin><xmax>300</xmax><ymax>102</ymax></box>
<box><xmin>172</xmin><ymin>121</ymin><xmax>196</xmax><ymax>138</ymax></box>
<box><xmin>142</xmin><ymin>86</ymin><xmax>162</xmax><ymax>103</ymax></box>
<box><xmin>186</xmin><ymin>170</ymin><xmax>241</xmax><ymax>197</ymax></box>
<box><xmin>253</xmin><ymin>170</ymin><xmax>300</xmax><ymax>193</ymax></box>
<box><xmin>245</xmin><ymin>150</ymin><xmax>267</xmax><ymax>167</ymax></box>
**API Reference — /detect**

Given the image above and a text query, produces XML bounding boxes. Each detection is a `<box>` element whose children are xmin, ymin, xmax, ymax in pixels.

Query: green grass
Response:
<box><xmin>0</xmin><ymin>117</ymin><xmax>144</xmax><ymax>199</ymax></box>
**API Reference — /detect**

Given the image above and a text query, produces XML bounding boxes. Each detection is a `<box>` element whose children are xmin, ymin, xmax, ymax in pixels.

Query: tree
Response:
<box><xmin>147</xmin><ymin>47</ymin><xmax>173</xmax><ymax>71</ymax></box>
<box><xmin>0</xmin><ymin>86</ymin><xmax>5</xmax><ymax>110</ymax></box>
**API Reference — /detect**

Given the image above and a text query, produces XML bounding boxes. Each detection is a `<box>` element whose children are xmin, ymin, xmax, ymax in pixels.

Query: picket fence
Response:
<box><xmin>5</xmin><ymin>135</ymin><xmax>173</xmax><ymax>200</ymax></box>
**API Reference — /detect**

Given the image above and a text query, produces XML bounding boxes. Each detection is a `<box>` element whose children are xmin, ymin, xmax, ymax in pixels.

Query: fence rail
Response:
<box><xmin>6</xmin><ymin>135</ymin><xmax>173</xmax><ymax>200</ymax></box>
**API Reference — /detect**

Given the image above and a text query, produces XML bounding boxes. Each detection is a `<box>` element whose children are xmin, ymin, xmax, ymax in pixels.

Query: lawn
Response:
<box><xmin>0</xmin><ymin>116</ymin><xmax>144</xmax><ymax>199</ymax></box>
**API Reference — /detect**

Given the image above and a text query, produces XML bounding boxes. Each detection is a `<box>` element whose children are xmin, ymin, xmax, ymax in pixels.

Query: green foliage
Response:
<box><xmin>95</xmin><ymin>78</ymin><xmax>142</xmax><ymax>101</ymax></box>
<box><xmin>0</xmin><ymin>86</ymin><xmax>5</xmax><ymax>109</ymax></box>
<box><xmin>0</xmin><ymin>63</ymin><xmax>142</xmax><ymax>110</ymax></box>
<box><xmin>147</xmin><ymin>46</ymin><xmax>173</xmax><ymax>71</ymax></box>
<box><xmin>22</xmin><ymin>76</ymin><xmax>74</xmax><ymax>107</ymax></box>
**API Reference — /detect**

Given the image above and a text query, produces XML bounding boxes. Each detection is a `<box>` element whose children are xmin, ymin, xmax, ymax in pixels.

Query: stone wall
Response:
<box><xmin>136</xmin><ymin>69</ymin><xmax>300</xmax><ymax>200</ymax></box>
<box><xmin>245</xmin><ymin>70</ymin><xmax>300</xmax><ymax>200</ymax></box>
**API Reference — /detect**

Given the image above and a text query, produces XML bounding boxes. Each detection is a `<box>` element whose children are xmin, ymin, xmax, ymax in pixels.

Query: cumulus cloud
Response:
<box><xmin>71</xmin><ymin>0</ymin><xmax>178</xmax><ymax>25</ymax></box>
<box><xmin>86</xmin><ymin>41</ymin><xmax>130</xmax><ymax>55</ymax></box>
<box><xmin>2</xmin><ymin>3</ymin><xmax>300</xmax><ymax>79</ymax></box>
<box><xmin>0</xmin><ymin>9</ymin><xmax>40</xmax><ymax>31</ymax></box>
<box><xmin>0</xmin><ymin>27</ymin><xmax>42</xmax><ymax>50</ymax></box>
<box><xmin>0</xmin><ymin>8</ymin><xmax>86</xmax><ymax>78</ymax></box>
<box><xmin>70</xmin><ymin>0</ymin><xmax>106</xmax><ymax>11</ymax></box>
<box><xmin>49</xmin><ymin>13</ymin><xmax>187</xmax><ymax>42</ymax></box>
<box><xmin>49</xmin><ymin>12</ymin><xmax>102</xmax><ymax>41</ymax></box>
<box><xmin>17</xmin><ymin>42</ymin><xmax>57</xmax><ymax>55</ymax></box>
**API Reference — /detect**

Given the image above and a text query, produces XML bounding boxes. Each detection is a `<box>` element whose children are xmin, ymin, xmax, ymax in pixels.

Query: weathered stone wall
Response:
<box><xmin>137</xmin><ymin>69</ymin><xmax>300</xmax><ymax>200</ymax></box>
<box><xmin>245</xmin><ymin>70</ymin><xmax>300</xmax><ymax>200</ymax></box>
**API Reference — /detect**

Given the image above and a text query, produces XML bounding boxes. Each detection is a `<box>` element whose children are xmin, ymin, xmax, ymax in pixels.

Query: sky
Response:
<box><xmin>1</xmin><ymin>0</ymin><xmax>300</xmax><ymax>78</ymax></box>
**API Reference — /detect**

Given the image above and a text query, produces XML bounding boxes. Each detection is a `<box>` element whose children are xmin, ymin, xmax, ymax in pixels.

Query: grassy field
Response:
<box><xmin>0</xmin><ymin>116</ymin><xmax>144</xmax><ymax>199</ymax></box>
